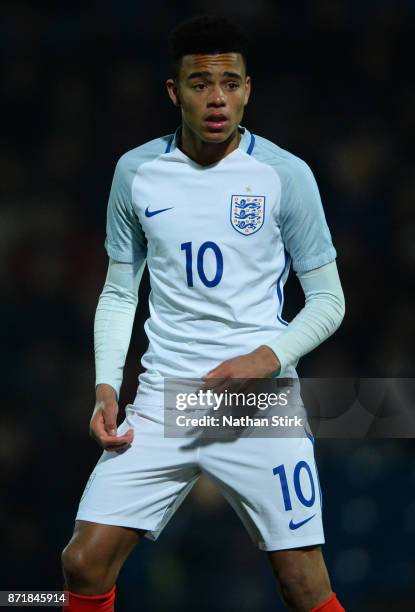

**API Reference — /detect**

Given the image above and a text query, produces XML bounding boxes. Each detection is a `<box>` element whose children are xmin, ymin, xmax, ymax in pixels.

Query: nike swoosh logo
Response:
<box><xmin>145</xmin><ymin>206</ymin><xmax>173</xmax><ymax>217</ymax></box>
<box><xmin>289</xmin><ymin>514</ymin><xmax>316</xmax><ymax>530</ymax></box>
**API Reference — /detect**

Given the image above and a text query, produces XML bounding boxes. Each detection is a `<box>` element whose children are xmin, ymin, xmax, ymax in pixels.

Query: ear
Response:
<box><xmin>166</xmin><ymin>78</ymin><xmax>181</xmax><ymax>107</ymax></box>
<box><xmin>243</xmin><ymin>76</ymin><xmax>251</xmax><ymax>107</ymax></box>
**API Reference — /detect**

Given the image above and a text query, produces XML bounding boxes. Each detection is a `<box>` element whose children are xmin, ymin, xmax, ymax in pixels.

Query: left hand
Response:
<box><xmin>201</xmin><ymin>345</ymin><xmax>281</xmax><ymax>392</ymax></box>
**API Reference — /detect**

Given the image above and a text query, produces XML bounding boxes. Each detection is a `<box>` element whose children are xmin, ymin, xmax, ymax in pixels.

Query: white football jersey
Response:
<box><xmin>105</xmin><ymin>126</ymin><xmax>336</xmax><ymax>407</ymax></box>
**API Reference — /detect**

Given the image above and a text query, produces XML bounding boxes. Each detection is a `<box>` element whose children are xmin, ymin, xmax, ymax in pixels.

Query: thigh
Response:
<box><xmin>200</xmin><ymin>434</ymin><xmax>324</xmax><ymax>551</ymax></box>
<box><xmin>67</xmin><ymin>520</ymin><xmax>145</xmax><ymax>568</ymax></box>
<box><xmin>76</xmin><ymin>405</ymin><xmax>201</xmax><ymax>539</ymax></box>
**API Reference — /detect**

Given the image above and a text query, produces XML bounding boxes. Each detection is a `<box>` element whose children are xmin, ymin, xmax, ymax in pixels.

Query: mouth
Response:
<box><xmin>204</xmin><ymin>113</ymin><xmax>228</xmax><ymax>131</ymax></box>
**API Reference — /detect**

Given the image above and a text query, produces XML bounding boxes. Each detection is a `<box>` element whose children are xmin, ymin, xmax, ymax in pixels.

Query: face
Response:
<box><xmin>166</xmin><ymin>52</ymin><xmax>251</xmax><ymax>144</ymax></box>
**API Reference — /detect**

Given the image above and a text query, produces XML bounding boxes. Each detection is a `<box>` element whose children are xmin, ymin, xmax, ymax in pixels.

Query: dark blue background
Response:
<box><xmin>1</xmin><ymin>1</ymin><xmax>414</xmax><ymax>609</ymax></box>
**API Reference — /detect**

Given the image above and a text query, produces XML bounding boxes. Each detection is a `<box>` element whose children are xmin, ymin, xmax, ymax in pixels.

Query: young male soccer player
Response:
<box><xmin>62</xmin><ymin>15</ymin><xmax>346</xmax><ymax>612</ymax></box>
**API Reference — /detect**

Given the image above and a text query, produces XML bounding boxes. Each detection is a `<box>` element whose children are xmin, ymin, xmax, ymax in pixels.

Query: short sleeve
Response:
<box><xmin>279</xmin><ymin>160</ymin><xmax>336</xmax><ymax>273</ymax></box>
<box><xmin>105</xmin><ymin>157</ymin><xmax>147</xmax><ymax>263</ymax></box>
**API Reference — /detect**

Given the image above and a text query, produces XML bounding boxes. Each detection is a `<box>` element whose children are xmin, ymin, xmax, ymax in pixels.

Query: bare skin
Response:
<box><xmin>89</xmin><ymin>383</ymin><xmax>133</xmax><ymax>453</ymax></box>
<box><xmin>166</xmin><ymin>53</ymin><xmax>251</xmax><ymax>166</ymax></box>
<box><xmin>61</xmin><ymin>53</ymin><xmax>336</xmax><ymax>610</ymax></box>
<box><xmin>267</xmin><ymin>546</ymin><xmax>332</xmax><ymax>611</ymax></box>
<box><xmin>61</xmin><ymin>520</ymin><xmax>144</xmax><ymax>595</ymax></box>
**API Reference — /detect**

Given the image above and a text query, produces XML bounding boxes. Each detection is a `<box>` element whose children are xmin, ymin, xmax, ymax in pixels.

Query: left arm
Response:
<box><xmin>206</xmin><ymin>157</ymin><xmax>343</xmax><ymax>380</ymax></box>
<box><xmin>205</xmin><ymin>260</ymin><xmax>345</xmax><ymax>379</ymax></box>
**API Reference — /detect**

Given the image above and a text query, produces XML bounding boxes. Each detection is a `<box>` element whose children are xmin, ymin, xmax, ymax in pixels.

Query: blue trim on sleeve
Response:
<box><xmin>276</xmin><ymin>250</ymin><xmax>290</xmax><ymax>325</ymax></box>
<box><xmin>246</xmin><ymin>133</ymin><xmax>255</xmax><ymax>155</ymax></box>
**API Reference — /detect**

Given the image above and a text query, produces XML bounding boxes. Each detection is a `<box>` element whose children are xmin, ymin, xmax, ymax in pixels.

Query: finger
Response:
<box><xmin>203</xmin><ymin>361</ymin><xmax>229</xmax><ymax>379</ymax></box>
<box><xmin>210</xmin><ymin>380</ymin><xmax>251</xmax><ymax>409</ymax></box>
<box><xmin>198</xmin><ymin>379</ymin><xmax>231</xmax><ymax>399</ymax></box>
<box><xmin>103</xmin><ymin>417</ymin><xmax>118</xmax><ymax>436</ymax></box>
<box><xmin>231</xmin><ymin>379</ymin><xmax>251</xmax><ymax>393</ymax></box>
<box><xmin>199</xmin><ymin>376</ymin><xmax>227</xmax><ymax>392</ymax></box>
<box><xmin>90</xmin><ymin>417</ymin><xmax>114</xmax><ymax>440</ymax></box>
<box><xmin>106</xmin><ymin>442</ymin><xmax>132</xmax><ymax>453</ymax></box>
<box><xmin>105</xmin><ymin>432</ymin><xmax>133</xmax><ymax>447</ymax></box>
<box><xmin>204</xmin><ymin>369</ymin><xmax>220</xmax><ymax>379</ymax></box>
<box><xmin>108</xmin><ymin>428</ymin><xmax>134</xmax><ymax>443</ymax></box>
<box><xmin>102</xmin><ymin>406</ymin><xmax>119</xmax><ymax>435</ymax></box>
<box><xmin>96</xmin><ymin>428</ymin><xmax>134</xmax><ymax>447</ymax></box>
<box><xmin>212</xmin><ymin>382</ymin><xmax>232</xmax><ymax>397</ymax></box>
<box><xmin>102</xmin><ymin>436</ymin><xmax>133</xmax><ymax>450</ymax></box>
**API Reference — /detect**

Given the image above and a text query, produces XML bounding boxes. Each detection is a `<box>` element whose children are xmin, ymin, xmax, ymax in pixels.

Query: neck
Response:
<box><xmin>179</xmin><ymin>124</ymin><xmax>241</xmax><ymax>166</ymax></box>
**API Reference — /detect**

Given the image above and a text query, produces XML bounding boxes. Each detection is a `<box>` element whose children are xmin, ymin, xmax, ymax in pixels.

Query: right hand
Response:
<box><xmin>89</xmin><ymin>384</ymin><xmax>134</xmax><ymax>452</ymax></box>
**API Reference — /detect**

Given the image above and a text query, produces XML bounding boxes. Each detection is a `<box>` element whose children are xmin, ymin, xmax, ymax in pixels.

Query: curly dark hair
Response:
<box><xmin>168</xmin><ymin>15</ymin><xmax>249</xmax><ymax>77</ymax></box>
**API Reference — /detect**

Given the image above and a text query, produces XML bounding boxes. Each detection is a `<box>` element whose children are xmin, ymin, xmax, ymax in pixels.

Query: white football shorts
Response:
<box><xmin>76</xmin><ymin>404</ymin><xmax>324</xmax><ymax>551</ymax></box>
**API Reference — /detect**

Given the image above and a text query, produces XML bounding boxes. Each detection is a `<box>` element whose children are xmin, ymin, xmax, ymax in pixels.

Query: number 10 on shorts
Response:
<box><xmin>273</xmin><ymin>461</ymin><xmax>317</xmax><ymax>511</ymax></box>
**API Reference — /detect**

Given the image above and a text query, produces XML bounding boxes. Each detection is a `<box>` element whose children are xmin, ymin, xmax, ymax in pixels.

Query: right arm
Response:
<box><xmin>90</xmin><ymin>258</ymin><xmax>145</xmax><ymax>451</ymax></box>
<box><xmin>90</xmin><ymin>156</ymin><xmax>147</xmax><ymax>451</ymax></box>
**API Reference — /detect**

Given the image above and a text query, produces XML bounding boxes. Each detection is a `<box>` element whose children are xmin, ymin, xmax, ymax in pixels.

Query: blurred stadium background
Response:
<box><xmin>1</xmin><ymin>1</ymin><xmax>415</xmax><ymax>610</ymax></box>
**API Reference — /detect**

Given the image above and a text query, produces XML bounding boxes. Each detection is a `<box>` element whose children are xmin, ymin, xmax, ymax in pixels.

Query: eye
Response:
<box><xmin>192</xmin><ymin>83</ymin><xmax>207</xmax><ymax>91</ymax></box>
<box><xmin>226</xmin><ymin>82</ymin><xmax>240</xmax><ymax>90</ymax></box>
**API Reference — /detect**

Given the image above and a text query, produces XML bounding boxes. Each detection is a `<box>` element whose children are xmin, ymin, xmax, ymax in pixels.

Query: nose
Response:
<box><xmin>207</xmin><ymin>85</ymin><xmax>226</xmax><ymax>107</ymax></box>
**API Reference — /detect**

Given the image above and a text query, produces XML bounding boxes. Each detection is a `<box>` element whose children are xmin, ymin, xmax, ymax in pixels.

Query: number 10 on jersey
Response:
<box><xmin>181</xmin><ymin>241</ymin><xmax>224</xmax><ymax>288</ymax></box>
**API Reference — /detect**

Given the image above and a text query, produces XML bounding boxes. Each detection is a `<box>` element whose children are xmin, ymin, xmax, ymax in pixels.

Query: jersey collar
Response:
<box><xmin>165</xmin><ymin>125</ymin><xmax>255</xmax><ymax>156</ymax></box>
